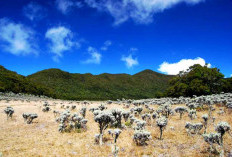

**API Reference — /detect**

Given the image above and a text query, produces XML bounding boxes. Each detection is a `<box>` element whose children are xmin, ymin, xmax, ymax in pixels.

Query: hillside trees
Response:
<box><xmin>166</xmin><ymin>64</ymin><xmax>231</xmax><ymax>97</ymax></box>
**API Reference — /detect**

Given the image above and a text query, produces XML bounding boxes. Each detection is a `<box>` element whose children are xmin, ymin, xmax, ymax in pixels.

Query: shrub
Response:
<box><xmin>202</xmin><ymin>114</ymin><xmax>208</xmax><ymax>133</ymax></box>
<box><xmin>111</xmin><ymin>108</ymin><xmax>123</xmax><ymax>128</ymax></box>
<box><xmin>122</xmin><ymin>111</ymin><xmax>130</xmax><ymax>122</ymax></box>
<box><xmin>203</xmin><ymin>133</ymin><xmax>221</xmax><ymax>155</ymax></box>
<box><xmin>152</xmin><ymin>112</ymin><xmax>157</xmax><ymax>119</ymax></box>
<box><xmin>42</xmin><ymin>102</ymin><xmax>51</xmax><ymax>112</ymax></box>
<box><xmin>57</xmin><ymin>111</ymin><xmax>88</xmax><ymax>132</ymax></box>
<box><xmin>133</xmin><ymin>130</ymin><xmax>151</xmax><ymax>146</ymax></box>
<box><xmin>174</xmin><ymin>107</ymin><xmax>188</xmax><ymax>119</ymax></box>
<box><xmin>156</xmin><ymin>116</ymin><xmax>168</xmax><ymax>140</ymax></box>
<box><xmin>157</xmin><ymin>103</ymin><xmax>173</xmax><ymax>118</ymax></box>
<box><xmin>215</xmin><ymin>122</ymin><xmax>231</xmax><ymax>146</ymax></box>
<box><xmin>94</xmin><ymin>111</ymin><xmax>115</xmax><ymax>145</ymax></box>
<box><xmin>111</xmin><ymin>129</ymin><xmax>122</xmax><ymax>157</ymax></box>
<box><xmin>185</xmin><ymin>122</ymin><xmax>203</xmax><ymax>135</ymax></box>
<box><xmin>80</xmin><ymin>107</ymin><xmax>87</xmax><ymax>118</ymax></box>
<box><xmin>98</xmin><ymin>104</ymin><xmax>107</xmax><ymax>111</ymax></box>
<box><xmin>188</xmin><ymin>109</ymin><xmax>197</xmax><ymax>120</ymax></box>
<box><xmin>134</xmin><ymin>119</ymin><xmax>146</xmax><ymax>130</ymax></box>
<box><xmin>4</xmin><ymin>106</ymin><xmax>14</xmax><ymax>119</ymax></box>
<box><xmin>134</xmin><ymin>107</ymin><xmax>143</xmax><ymax>114</ymax></box>
<box><xmin>22</xmin><ymin>113</ymin><xmax>38</xmax><ymax>124</ymax></box>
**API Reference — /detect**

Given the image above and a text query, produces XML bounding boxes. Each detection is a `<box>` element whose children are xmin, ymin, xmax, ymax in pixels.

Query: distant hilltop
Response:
<box><xmin>0</xmin><ymin>65</ymin><xmax>174</xmax><ymax>100</ymax></box>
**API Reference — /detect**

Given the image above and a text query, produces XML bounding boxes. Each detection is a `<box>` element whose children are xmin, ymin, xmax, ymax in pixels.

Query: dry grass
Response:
<box><xmin>0</xmin><ymin>100</ymin><xmax>232</xmax><ymax>157</ymax></box>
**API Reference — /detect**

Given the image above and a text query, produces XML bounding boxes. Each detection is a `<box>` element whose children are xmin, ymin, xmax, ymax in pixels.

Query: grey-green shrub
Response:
<box><xmin>188</xmin><ymin>109</ymin><xmax>197</xmax><ymax>120</ymax></box>
<box><xmin>94</xmin><ymin>110</ymin><xmax>115</xmax><ymax>145</ymax></box>
<box><xmin>156</xmin><ymin>116</ymin><xmax>168</xmax><ymax>139</ymax></box>
<box><xmin>133</xmin><ymin>130</ymin><xmax>151</xmax><ymax>146</ymax></box>
<box><xmin>22</xmin><ymin>113</ymin><xmax>38</xmax><ymax>124</ymax></box>
<box><xmin>4</xmin><ymin>106</ymin><xmax>14</xmax><ymax>119</ymax></box>
<box><xmin>174</xmin><ymin>107</ymin><xmax>188</xmax><ymax>119</ymax></box>
<box><xmin>202</xmin><ymin>114</ymin><xmax>208</xmax><ymax>133</ymax></box>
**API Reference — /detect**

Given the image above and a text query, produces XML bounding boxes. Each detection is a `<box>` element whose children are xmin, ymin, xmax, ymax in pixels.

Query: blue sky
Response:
<box><xmin>0</xmin><ymin>0</ymin><xmax>231</xmax><ymax>77</ymax></box>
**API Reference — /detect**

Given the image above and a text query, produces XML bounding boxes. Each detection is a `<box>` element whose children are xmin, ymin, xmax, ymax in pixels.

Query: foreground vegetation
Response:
<box><xmin>1</xmin><ymin>93</ymin><xmax>232</xmax><ymax>156</ymax></box>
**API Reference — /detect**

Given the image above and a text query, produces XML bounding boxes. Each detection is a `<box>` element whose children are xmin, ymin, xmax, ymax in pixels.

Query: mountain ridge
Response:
<box><xmin>27</xmin><ymin>68</ymin><xmax>174</xmax><ymax>100</ymax></box>
<box><xmin>26</xmin><ymin>68</ymin><xmax>172</xmax><ymax>77</ymax></box>
<box><xmin>0</xmin><ymin>65</ymin><xmax>174</xmax><ymax>100</ymax></box>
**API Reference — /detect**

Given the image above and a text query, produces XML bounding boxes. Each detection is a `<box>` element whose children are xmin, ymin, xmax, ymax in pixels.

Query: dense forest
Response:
<box><xmin>0</xmin><ymin>65</ymin><xmax>55</xmax><ymax>97</ymax></box>
<box><xmin>1</xmin><ymin>65</ymin><xmax>232</xmax><ymax>100</ymax></box>
<box><xmin>27</xmin><ymin>69</ymin><xmax>173</xmax><ymax>100</ymax></box>
<box><xmin>166</xmin><ymin>64</ymin><xmax>232</xmax><ymax>97</ymax></box>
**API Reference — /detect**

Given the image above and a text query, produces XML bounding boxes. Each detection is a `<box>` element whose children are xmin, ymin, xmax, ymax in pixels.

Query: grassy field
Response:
<box><xmin>0</xmin><ymin>100</ymin><xmax>231</xmax><ymax>157</ymax></box>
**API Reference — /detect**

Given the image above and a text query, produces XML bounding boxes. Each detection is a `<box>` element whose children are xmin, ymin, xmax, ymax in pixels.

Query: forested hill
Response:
<box><xmin>27</xmin><ymin>68</ymin><xmax>174</xmax><ymax>100</ymax></box>
<box><xmin>0</xmin><ymin>65</ymin><xmax>55</xmax><ymax>97</ymax></box>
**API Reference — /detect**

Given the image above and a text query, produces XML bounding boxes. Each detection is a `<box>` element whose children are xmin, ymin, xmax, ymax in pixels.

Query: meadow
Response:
<box><xmin>1</xmin><ymin>94</ymin><xmax>232</xmax><ymax>157</ymax></box>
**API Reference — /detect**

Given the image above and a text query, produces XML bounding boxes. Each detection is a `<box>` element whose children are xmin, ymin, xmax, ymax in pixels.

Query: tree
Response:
<box><xmin>166</xmin><ymin>64</ymin><xmax>225</xmax><ymax>97</ymax></box>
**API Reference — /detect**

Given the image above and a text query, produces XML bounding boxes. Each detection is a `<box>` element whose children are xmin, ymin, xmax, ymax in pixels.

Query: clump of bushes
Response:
<box><xmin>185</xmin><ymin>122</ymin><xmax>203</xmax><ymax>135</ymax></box>
<box><xmin>133</xmin><ymin>130</ymin><xmax>151</xmax><ymax>146</ymax></box>
<box><xmin>56</xmin><ymin>110</ymin><xmax>88</xmax><ymax>133</ymax></box>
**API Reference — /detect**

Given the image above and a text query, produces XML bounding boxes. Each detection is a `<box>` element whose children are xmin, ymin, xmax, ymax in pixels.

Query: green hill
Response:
<box><xmin>0</xmin><ymin>65</ymin><xmax>55</xmax><ymax>97</ymax></box>
<box><xmin>27</xmin><ymin>68</ymin><xmax>174</xmax><ymax>100</ymax></box>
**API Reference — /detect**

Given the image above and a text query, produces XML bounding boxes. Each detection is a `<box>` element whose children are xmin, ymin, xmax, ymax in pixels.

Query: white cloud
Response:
<box><xmin>85</xmin><ymin>0</ymin><xmax>203</xmax><ymax>25</ymax></box>
<box><xmin>121</xmin><ymin>54</ymin><xmax>138</xmax><ymax>68</ymax></box>
<box><xmin>0</xmin><ymin>18</ymin><xmax>38</xmax><ymax>55</ymax></box>
<box><xmin>56</xmin><ymin>0</ymin><xmax>82</xmax><ymax>14</ymax></box>
<box><xmin>101</xmin><ymin>40</ymin><xmax>112</xmax><ymax>51</ymax></box>
<box><xmin>23</xmin><ymin>2</ymin><xmax>46</xmax><ymax>21</ymax></box>
<box><xmin>158</xmin><ymin>57</ymin><xmax>211</xmax><ymax>75</ymax></box>
<box><xmin>83</xmin><ymin>46</ymin><xmax>102</xmax><ymax>64</ymax></box>
<box><xmin>45</xmin><ymin>26</ymin><xmax>80</xmax><ymax>62</ymax></box>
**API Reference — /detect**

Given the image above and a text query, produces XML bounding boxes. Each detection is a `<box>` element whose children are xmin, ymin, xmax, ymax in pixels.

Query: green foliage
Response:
<box><xmin>1</xmin><ymin>64</ymin><xmax>231</xmax><ymax>100</ymax></box>
<box><xmin>166</xmin><ymin>64</ymin><xmax>232</xmax><ymax>97</ymax></box>
<box><xmin>0</xmin><ymin>65</ymin><xmax>55</xmax><ymax>98</ymax></box>
<box><xmin>125</xmin><ymin>121</ymin><xmax>132</xmax><ymax>127</ymax></box>
<box><xmin>27</xmin><ymin>69</ymin><xmax>173</xmax><ymax>100</ymax></box>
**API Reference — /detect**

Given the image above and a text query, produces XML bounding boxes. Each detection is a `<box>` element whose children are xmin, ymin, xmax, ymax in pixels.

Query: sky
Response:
<box><xmin>0</xmin><ymin>0</ymin><xmax>231</xmax><ymax>77</ymax></box>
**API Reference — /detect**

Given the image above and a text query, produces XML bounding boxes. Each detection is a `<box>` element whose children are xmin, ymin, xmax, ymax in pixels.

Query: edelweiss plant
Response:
<box><xmin>111</xmin><ymin>108</ymin><xmax>123</xmax><ymax>128</ymax></box>
<box><xmin>133</xmin><ymin>130</ymin><xmax>151</xmax><ymax>146</ymax></box>
<box><xmin>22</xmin><ymin>113</ymin><xmax>38</xmax><ymax>124</ymax></box>
<box><xmin>4</xmin><ymin>106</ymin><xmax>14</xmax><ymax>119</ymax></box>
<box><xmin>203</xmin><ymin>132</ymin><xmax>221</xmax><ymax>155</ymax></box>
<box><xmin>42</xmin><ymin>102</ymin><xmax>51</xmax><ymax>112</ymax></box>
<box><xmin>134</xmin><ymin>119</ymin><xmax>146</xmax><ymax>130</ymax></box>
<box><xmin>156</xmin><ymin>116</ymin><xmax>168</xmax><ymax>140</ymax></box>
<box><xmin>157</xmin><ymin>103</ymin><xmax>172</xmax><ymax>118</ymax></box>
<box><xmin>175</xmin><ymin>106</ymin><xmax>188</xmax><ymax>119</ymax></box>
<box><xmin>57</xmin><ymin>110</ymin><xmax>88</xmax><ymax>133</ymax></box>
<box><xmin>80</xmin><ymin>107</ymin><xmax>87</xmax><ymax>118</ymax></box>
<box><xmin>185</xmin><ymin>122</ymin><xmax>203</xmax><ymax>135</ymax></box>
<box><xmin>215</xmin><ymin>122</ymin><xmax>230</xmax><ymax>146</ymax></box>
<box><xmin>122</xmin><ymin>111</ymin><xmax>130</xmax><ymax>122</ymax></box>
<box><xmin>109</xmin><ymin>129</ymin><xmax>122</xmax><ymax>157</ymax></box>
<box><xmin>94</xmin><ymin>111</ymin><xmax>115</xmax><ymax>145</ymax></box>
<box><xmin>188</xmin><ymin>109</ymin><xmax>197</xmax><ymax>120</ymax></box>
<box><xmin>202</xmin><ymin>114</ymin><xmax>208</xmax><ymax>133</ymax></box>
